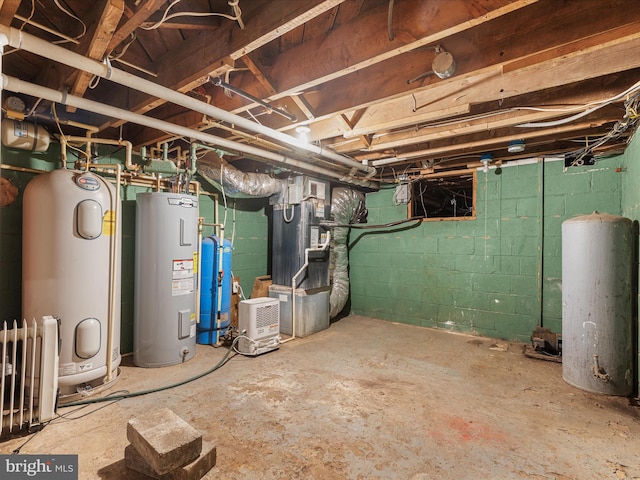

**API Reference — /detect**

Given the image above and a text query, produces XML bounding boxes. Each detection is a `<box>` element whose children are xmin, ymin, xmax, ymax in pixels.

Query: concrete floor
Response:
<box><xmin>2</xmin><ymin>315</ymin><xmax>640</xmax><ymax>479</ymax></box>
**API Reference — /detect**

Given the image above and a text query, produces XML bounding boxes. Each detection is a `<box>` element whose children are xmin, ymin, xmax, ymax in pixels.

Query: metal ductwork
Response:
<box><xmin>329</xmin><ymin>187</ymin><xmax>366</xmax><ymax>318</ymax></box>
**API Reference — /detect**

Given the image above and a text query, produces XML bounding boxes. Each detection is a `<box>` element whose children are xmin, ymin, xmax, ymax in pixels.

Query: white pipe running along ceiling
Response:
<box><xmin>0</xmin><ymin>25</ymin><xmax>375</xmax><ymax>176</ymax></box>
<box><xmin>1</xmin><ymin>75</ymin><xmax>378</xmax><ymax>188</ymax></box>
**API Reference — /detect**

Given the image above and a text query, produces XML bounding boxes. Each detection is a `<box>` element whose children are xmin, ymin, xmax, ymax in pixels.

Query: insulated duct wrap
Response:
<box><xmin>329</xmin><ymin>187</ymin><xmax>365</xmax><ymax>318</ymax></box>
<box><xmin>197</xmin><ymin>150</ymin><xmax>284</xmax><ymax>197</ymax></box>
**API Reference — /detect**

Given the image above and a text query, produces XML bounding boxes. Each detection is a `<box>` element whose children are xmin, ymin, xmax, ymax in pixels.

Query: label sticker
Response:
<box><xmin>190</xmin><ymin>324</ymin><xmax>196</xmax><ymax>338</ymax></box>
<box><xmin>103</xmin><ymin>210</ymin><xmax>116</xmax><ymax>236</ymax></box>
<box><xmin>193</xmin><ymin>252</ymin><xmax>198</xmax><ymax>274</ymax></box>
<box><xmin>172</xmin><ymin>269</ymin><xmax>193</xmax><ymax>279</ymax></box>
<box><xmin>59</xmin><ymin>363</ymin><xmax>76</xmax><ymax>376</ymax></box>
<box><xmin>78</xmin><ymin>363</ymin><xmax>93</xmax><ymax>372</ymax></box>
<box><xmin>172</xmin><ymin>278</ymin><xmax>194</xmax><ymax>296</ymax></box>
<box><xmin>173</xmin><ymin>259</ymin><xmax>194</xmax><ymax>271</ymax></box>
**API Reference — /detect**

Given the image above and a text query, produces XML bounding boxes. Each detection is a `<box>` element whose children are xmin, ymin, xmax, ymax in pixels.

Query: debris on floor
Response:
<box><xmin>125</xmin><ymin>408</ymin><xmax>216</xmax><ymax>479</ymax></box>
<box><xmin>489</xmin><ymin>342</ymin><xmax>509</xmax><ymax>352</ymax></box>
<box><xmin>525</xmin><ymin>326</ymin><xmax>562</xmax><ymax>362</ymax></box>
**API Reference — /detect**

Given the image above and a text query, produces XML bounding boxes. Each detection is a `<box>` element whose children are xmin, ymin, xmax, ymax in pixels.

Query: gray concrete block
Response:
<box><xmin>127</xmin><ymin>408</ymin><xmax>202</xmax><ymax>475</ymax></box>
<box><xmin>125</xmin><ymin>444</ymin><xmax>162</xmax><ymax>479</ymax></box>
<box><xmin>125</xmin><ymin>439</ymin><xmax>217</xmax><ymax>480</ymax></box>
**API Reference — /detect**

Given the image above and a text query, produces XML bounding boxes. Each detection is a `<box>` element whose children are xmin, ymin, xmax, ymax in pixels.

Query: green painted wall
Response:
<box><xmin>620</xmin><ymin>130</ymin><xmax>640</xmax><ymax>394</ymax></box>
<box><xmin>1</xmin><ymin>140</ymin><xmax>632</xmax><ymax>349</ymax></box>
<box><xmin>0</xmin><ymin>146</ymin><xmax>269</xmax><ymax>354</ymax></box>
<box><xmin>621</xmin><ymin>132</ymin><xmax>640</xmax><ymax>219</ymax></box>
<box><xmin>349</xmin><ymin>156</ymin><xmax>624</xmax><ymax>342</ymax></box>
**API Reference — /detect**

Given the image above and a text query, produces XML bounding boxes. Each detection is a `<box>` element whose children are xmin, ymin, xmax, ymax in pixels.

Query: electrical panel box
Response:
<box><xmin>237</xmin><ymin>298</ymin><xmax>280</xmax><ymax>356</ymax></box>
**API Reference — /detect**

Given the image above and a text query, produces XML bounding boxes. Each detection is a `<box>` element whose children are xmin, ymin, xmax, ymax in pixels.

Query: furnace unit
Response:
<box><xmin>269</xmin><ymin>176</ymin><xmax>331</xmax><ymax>337</ymax></box>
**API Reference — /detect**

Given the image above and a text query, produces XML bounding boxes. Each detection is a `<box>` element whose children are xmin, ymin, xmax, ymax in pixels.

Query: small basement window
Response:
<box><xmin>409</xmin><ymin>169</ymin><xmax>476</xmax><ymax>220</ymax></box>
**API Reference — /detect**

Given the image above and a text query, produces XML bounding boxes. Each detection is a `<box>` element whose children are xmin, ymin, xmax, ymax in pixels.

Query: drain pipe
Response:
<box><xmin>280</xmin><ymin>231</ymin><xmax>331</xmax><ymax>345</ymax></box>
<box><xmin>3</xmin><ymin>76</ymin><xmax>377</xmax><ymax>189</ymax></box>
<box><xmin>0</xmin><ymin>25</ymin><xmax>376</xmax><ymax>177</ymax></box>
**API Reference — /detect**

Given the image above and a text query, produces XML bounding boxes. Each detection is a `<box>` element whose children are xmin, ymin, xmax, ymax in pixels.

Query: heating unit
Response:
<box><xmin>1</xmin><ymin>316</ymin><xmax>59</xmax><ymax>436</ymax></box>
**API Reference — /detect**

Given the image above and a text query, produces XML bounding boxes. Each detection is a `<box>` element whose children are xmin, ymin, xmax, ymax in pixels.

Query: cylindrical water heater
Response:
<box><xmin>134</xmin><ymin>192</ymin><xmax>198</xmax><ymax>367</ymax></box>
<box><xmin>197</xmin><ymin>235</ymin><xmax>232</xmax><ymax>345</ymax></box>
<box><xmin>562</xmin><ymin>212</ymin><xmax>633</xmax><ymax>396</ymax></box>
<box><xmin>22</xmin><ymin>169</ymin><xmax>121</xmax><ymax>396</ymax></box>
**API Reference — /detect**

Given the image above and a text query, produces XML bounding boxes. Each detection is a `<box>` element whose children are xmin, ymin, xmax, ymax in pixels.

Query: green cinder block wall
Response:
<box><xmin>1</xmin><ymin>139</ymin><xmax>635</xmax><ymax>350</ymax></box>
<box><xmin>620</xmin><ymin>130</ymin><xmax>640</xmax><ymax>394</ymax></box>
<box><xmin>349</xmin><ymin>156</ymin><xmax>624</xmax><ymax>342</ymax></box>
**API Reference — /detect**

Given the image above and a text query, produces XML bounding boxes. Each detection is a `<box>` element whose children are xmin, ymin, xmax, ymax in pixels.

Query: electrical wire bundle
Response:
<box><xmin>564</xmin><ymin>88</ymin><xmax>640</xmax><ymax>167</ymax></box>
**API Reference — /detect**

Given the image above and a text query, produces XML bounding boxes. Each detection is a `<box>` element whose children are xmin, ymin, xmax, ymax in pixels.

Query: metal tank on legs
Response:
<box><xmin>134</xmin><ymin>192</ymin><xmax>198</xmax><ymax>367</ymax></box>
<box><xmin>22</xmin><ymin>169</ymin><xmax>121</xmax><ymax>397</ymax></box>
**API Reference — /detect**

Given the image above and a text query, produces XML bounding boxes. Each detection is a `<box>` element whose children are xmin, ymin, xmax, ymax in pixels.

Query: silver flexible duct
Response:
<box><xmin>197</xmin><ymin>150</ymin><xmax>285</xmax><ymax>198</ymax></box>
<box><xmin>329</xmin><ymin>187</ymin><xmax>365</xmax><ymax>318</ymax></box>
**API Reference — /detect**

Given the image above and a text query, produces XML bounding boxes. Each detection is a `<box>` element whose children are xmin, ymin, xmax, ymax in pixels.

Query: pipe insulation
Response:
<box><xmin>2</xmin><ymin>76</ymin><xmax>377</xmax><ymax>188</ymax></box>
<box><xmin>0</xmin><ymin>25</ymin><xmax>375</xmax><ymax>176</ymax></box>
<box><xmin>329</xmin><ymin>187</ymin><xmax>366</xmax><ymax>318</ymax></box>
<box><xmin>197</xmin><ymin>149</ymin><xmax>284</xmax><ymax>198</ymax></box>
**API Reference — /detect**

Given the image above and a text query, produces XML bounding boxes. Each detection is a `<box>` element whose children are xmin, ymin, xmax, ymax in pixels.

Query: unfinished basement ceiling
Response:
<box><xmin>1</xmin><ymin>0</ymin><xmax>639</xmax><ymax>183</ymax></box>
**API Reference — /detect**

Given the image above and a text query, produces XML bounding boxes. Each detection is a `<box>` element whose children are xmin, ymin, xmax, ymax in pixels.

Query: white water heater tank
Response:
<box><xmin>22</xmin><ymin>169</ymin><xmax>121</xmax><ymax>396</ymax></box>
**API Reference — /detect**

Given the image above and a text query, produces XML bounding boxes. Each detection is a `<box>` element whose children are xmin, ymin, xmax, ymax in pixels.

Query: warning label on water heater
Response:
<box><xmin>172</xmin><ymin>259</ymin><xmax>195</xmax><ymax>296</ymax></box>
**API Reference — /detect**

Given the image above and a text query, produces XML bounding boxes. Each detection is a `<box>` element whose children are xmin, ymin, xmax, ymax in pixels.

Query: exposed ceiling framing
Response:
<box><xmin>0</xmin><ymin>0</ymin><xmax>638</xmax><ymax>184</ymax></box>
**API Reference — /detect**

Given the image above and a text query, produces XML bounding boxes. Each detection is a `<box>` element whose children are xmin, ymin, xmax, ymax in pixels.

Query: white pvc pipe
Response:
<box><xmin>60</xmin><ymin>136</ymin><xmax>132</xmax><ymax>170</ymax></box>
<box><xmin>3</xmin><ymin>76</ymin><xmax>377</xmax><ymax>188</ymax></box>
<box><xmin>0</xmin><ymin>25</ymin><xmax>375</xmax><ymax>176</ymax></box>
<box><xmin>280</xmin><ymin>231</ymin><xmax>331</xmax><ymax>345</ymax></box>
<box><xmin>91</xmin><ymin>163</ymin><xmax>121</xmax><ymax>384</ymax></box>
<box><xmin>61</xmin><ymin>136</ymin><xmax>136</xmax><ymax>171</ymax></box>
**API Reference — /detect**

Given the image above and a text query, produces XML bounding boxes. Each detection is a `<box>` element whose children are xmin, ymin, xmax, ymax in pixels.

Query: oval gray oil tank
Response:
<box><xmin>134</xmin><ymin>192</ymin><xmax>198</xmax><ymax>367</ymax></box>
<box><xmin>561</xmin><ymin>212</ymin><xmax>633</xmax><ymax>396</ymax></box>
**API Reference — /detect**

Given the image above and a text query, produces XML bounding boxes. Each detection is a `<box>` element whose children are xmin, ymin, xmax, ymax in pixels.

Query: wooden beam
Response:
<box><xmin>106</xmin><ymin>0</ymin><xmax>167</xmax><ymax>53</ymax></box>
<box><xmin>67</xmin><ymin>0</ymin><xmax>124</xmax><ymax>113</ymax></box>
<box><xmin>100</xmin><ymin>0</ymin><xmax>345</xmax><ymax>130</ymax></box>
<box><xmin>360</xmin><ymin>115</ymin><xmax>618</xmax><ymax>165</ymax></box>
<box><xmin>301</xmin><ymin>0</ymin><xmax>640</xmax><ymax>135</ymax></box>
<box><xmin>242</xmin><ymin>53</ymin><xmax>278</xmax><ymax>95</ymax></box>
<box><xmin>0</xmin><ymin>0</ymin><xmax>20</xmax><ymax>27</ymax></box>
<box><xmin>344</xmin><ymin>28</ymin><xmax>640</xmax><ymax>138</ymax></box>
<box><xmin>196</xmin><ymin>0</ymin><xmax>539</xmax><ymax>121</ymax></box>
<box><xmin>267</xmin><ymin>0</ymin><xmax>539</xmax><ymax>97</ymax></box>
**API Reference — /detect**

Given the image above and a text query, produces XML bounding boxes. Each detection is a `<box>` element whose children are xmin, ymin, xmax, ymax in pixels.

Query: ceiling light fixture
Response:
<box><xmin>295</xmin><ymin>125</ymin><xmax>311</xmax><ymax>143</ymax></box>
<box><xmin>507</xmin><ymin>139</ymin><xmax>526</xmax><ymax>153</ymax></box>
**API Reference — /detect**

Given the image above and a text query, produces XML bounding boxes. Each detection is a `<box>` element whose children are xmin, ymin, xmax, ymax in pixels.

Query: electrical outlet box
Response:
<box><xmin>288</xmin><ymin>183</ymin><xmax>303</xmax><ymax>205</ymax></box>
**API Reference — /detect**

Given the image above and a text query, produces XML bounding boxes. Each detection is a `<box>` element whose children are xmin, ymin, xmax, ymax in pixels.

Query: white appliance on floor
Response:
<box><xmin>237</xmin><ymin>298</ymin><xmax>280</xmax><ymax>356</ymax></box>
